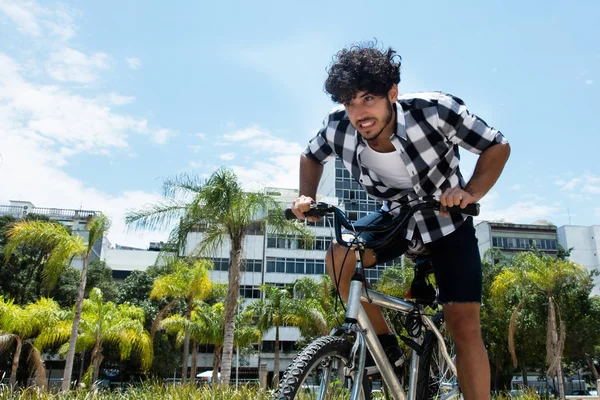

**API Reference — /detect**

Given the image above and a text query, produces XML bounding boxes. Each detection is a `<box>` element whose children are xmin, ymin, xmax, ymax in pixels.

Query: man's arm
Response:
<box><xmin>464</xmin><ymin>143</ymin><xmax>511</xmax><ymax>201</ymax></box>
<box><xmin>440</xmin><ymin>142</ymin><xmax>511</xmax><ymax>210</ymax></box>
<box><xmin>299</xmin><ymin>154</ymin><xmax>324</xmax><ymax>199</ymax></box>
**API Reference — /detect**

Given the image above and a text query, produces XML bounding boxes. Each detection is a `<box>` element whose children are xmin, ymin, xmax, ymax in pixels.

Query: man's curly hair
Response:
<box><xmin>324</xmin><ymin>42</ymin><xmax>401</xmax><ymax>104</ymax></box>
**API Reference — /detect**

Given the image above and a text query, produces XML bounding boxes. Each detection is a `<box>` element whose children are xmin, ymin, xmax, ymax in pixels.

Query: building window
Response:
<box><xmin>492</xmin><ymin>237</ymin><xmax>557</xmax><ymax>251</ymax></box>
<box><xmin>267</xmin><ymin>234</ymin><xmax>332</xmax><ymax>251</ymax></box>
<box><xmin>242</xmin><ymin>259</ymin><xmax>262</xmax><ymax>272</ymax></box>
<box><xmin>265</xmin><ymin>257</ymin><xmax>325</xmax><ymax>275</ymax></box>
<box><xmin>240</xmin><ymin>285</ymin><xmax>261</xmax><ymax>299</ymax></box>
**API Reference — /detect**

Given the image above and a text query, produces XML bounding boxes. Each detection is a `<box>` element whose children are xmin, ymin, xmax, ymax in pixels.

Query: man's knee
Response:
<box><xmin>443</xmin><ymin>303</ymin><xmax>482</xmax><ymax>346</ymax></box>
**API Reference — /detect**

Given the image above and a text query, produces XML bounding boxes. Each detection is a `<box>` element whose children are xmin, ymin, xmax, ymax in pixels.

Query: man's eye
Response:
<box><xmin>365</xmin><ymin>96</ymin><xmax>374</xmax><ymax>102</ymax></box>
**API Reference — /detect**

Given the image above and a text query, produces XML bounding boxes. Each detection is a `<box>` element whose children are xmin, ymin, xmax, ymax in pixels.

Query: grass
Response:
<box><xmin>0</xmin><ymin>382</ymin><xmax>545</xmax><ymax>400</ymax></box>
<box><xmin>0</xmin><ymin>382</ymin><xmax>273</xmax><ymax>400</ymax></box>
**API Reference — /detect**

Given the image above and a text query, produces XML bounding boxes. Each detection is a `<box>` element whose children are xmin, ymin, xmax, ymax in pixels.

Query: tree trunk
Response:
<box><xmin>91</xmin><ymin>341</ymin><xmax>103</xmax><ymax>384</ymax></box>
<box><xmin>190</xmin><ymin>341</ymin><xmax>198</xmax><ymax>385</ymax></box>
<box><xmin>150</xmin><ymin>300</ymin><xmax>177</xmax><ymax>342</ymax></box>
<box><xmin>62</xmin><ymin>255</ymin><xmax>89</xmax><ymax>392</ymax></box>
<box><xmin>556</xmin><ymin>360</ymin><xmax>565</xmax><ymax>399</ymax></box>
<box><xmin>586</xmin><ymin>354</ymin><xmax>599</xmax><ymax>381</ymax></box>
<box><xmin>273</xmin><ymin>325</ymin><xmax>282</xmax><ymax>388</ymax></box>
<box><xmin>221</xmin><ymin>243</ymin><xmax>243</xmax><ymax>386</ymax></box>
<box><xmin>521</xmin><ymin>367</ymin><xmax>528</xmax><ymax>388</ymax></box>
<box><xmin>9</xmin><ymin>336</ymin><xmax>22</xmax><ymax>388</ymax></box>
<box><xmin>212</xmin><ymin>345</ymin><xmax>222</xmax><ymax>386</ymax></box>
<box><xmin>181</xmin><ymin>330</ymin><xmax>190</xmax><ymax>384</ymax></box>
<box><xmin>78</xmin><ymin>351</ymin><xmax>86</xmax><ymax>381</ymax></box>
<box><xmin>547</xmin><ymin>297</ymin><xmax>565</xmax><ymax>399</ymax></box>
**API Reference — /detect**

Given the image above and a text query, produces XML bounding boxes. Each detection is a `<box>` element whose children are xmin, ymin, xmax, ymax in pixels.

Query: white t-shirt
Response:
<box><xmin>359</xmin><ymin>143</ymin><xmax>413</xmax><ymax>189</ymax></box>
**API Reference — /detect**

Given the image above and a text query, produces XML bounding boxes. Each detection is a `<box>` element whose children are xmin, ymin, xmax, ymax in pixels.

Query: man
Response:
<box><xmin>291</xmin><ymin>43</ymin><xmax>510</xmax><ymax>400</ymax></box>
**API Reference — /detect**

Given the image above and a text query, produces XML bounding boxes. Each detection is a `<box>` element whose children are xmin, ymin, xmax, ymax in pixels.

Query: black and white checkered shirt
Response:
<box><xmin>304</xmin><ymin>91</ymin><xmax>508</xmax><ymax>243</ymax></box>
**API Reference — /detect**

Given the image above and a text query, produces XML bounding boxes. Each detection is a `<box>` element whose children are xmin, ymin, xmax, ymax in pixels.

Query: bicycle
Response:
<box><xmin>275</xmin><ymin>199</ymin><xmax>480</xmax><ymax>400</ymax></box>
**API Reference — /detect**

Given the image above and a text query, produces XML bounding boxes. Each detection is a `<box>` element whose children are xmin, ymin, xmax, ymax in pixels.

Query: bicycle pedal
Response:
<box><xmin>400</xmin><ymin>336</ymin><xmax>426</xmax><ymax>356</ymax></box>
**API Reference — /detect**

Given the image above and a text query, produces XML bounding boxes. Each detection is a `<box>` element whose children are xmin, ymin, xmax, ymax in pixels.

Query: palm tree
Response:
<box><xmin>491</xmin><ymin>252</ymin><xmax>589</xmax><ymax>399</ymax></box>
<box><xmin>36</xmin><ymin>288</ymin><xmax>153</xmax><ymax>385</ymax></box>
<box><xmin>149</xmin><ymin>257</ymin><xmax>212</xmax><ymax>383</ymax></box>
<box><xmin>160</xmin><ymin>301</ymin><xmax>261</xmax><ymax>385</ymax></box>
<box><xmin>126</xmin><ymin>167</ymin><xmax>309</xmax><ymax>385</ymax></box>
<box><xmin>293</xmin><ymin>276</ymin><xmax>344</xmax><ymax>337</ymax></box>
<box><xmin>246</xmin><ymin>284</ymin><xmax>306</xmax><ymax>387</ymax></box>
<box><xmin>4</xmin><ymin>214</ymin><xmax>110</xmax><ymax>391</ymax></box>
<box><xmin>0</xmin><ymin>296</ymin><xmax>65</xmax><ymax>388</ymax></box>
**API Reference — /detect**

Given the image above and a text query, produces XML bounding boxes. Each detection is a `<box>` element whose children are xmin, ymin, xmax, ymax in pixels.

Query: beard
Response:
<box><xmin>361</xmin><ymin>99</ymin><xmax>394</xmax><ymax>142</ymax></box>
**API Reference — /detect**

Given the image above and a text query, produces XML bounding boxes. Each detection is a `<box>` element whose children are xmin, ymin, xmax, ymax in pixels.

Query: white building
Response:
<box><xmin>474</xmin><ymin>220</ymin><xmax>559</xmax><ymax>261</ymax></box>
<box><xmin>557</xmin><ymin>225</ymin><xmax>600</xmax><ymax>295</ymax></box>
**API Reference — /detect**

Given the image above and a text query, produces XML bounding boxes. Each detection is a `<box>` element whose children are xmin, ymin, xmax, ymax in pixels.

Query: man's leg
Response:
<box><xmin>325</xmin><ymin>242</ymin><xmax>390</xmax><ymax>335</ymax></box>
<box><xmin>443</xmin><ymin>302</ymin><xmax>490</xmax><ymax>400</ymax></box>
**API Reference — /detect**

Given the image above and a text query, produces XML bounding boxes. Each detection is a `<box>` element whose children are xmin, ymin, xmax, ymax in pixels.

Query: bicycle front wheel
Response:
<box><xmin>415</xmin><ymin>310</ymin><xmax>460</xmax><ymax>400</ymax></box>
<box><xmin>275</xmin><ymin>335</ymin><xmax>372</xmax><ymax>400</ymax></box>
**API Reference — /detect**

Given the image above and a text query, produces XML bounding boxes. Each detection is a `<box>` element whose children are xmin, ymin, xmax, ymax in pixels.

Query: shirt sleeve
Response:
<box><xmin>303</xmin><ymin>115</ymin><xmax>335</xmax><ymax>165</ymax></box>
<box><xmin>436</xmin><ymin>93</ymin><xmax>508</xmax><ymax>155</ymax></box>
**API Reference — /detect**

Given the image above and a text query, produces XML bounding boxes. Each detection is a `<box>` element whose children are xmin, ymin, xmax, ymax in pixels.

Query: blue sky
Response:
<box><xmin>0</xmin><ymin>0</ymin><xmax>598</xmax><ymax>247</ymax></box>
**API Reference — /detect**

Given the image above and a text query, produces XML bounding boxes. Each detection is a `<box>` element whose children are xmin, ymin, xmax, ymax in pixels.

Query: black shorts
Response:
<box><xmin>351</xmin><ymin>210</ymin><xmax>482</xmax><ymax>304</ymax></box>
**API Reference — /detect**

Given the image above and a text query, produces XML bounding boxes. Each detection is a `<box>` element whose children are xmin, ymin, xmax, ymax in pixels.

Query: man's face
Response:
<box><xmin>344</xmin><ymin>86</ymin><xmax>397</xmax><ymax>142</ymax></box>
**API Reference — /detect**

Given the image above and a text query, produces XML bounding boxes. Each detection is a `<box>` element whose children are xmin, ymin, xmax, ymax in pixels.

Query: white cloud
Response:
<box><xmin>1</xmin><ymin>53</ymin><xmax>173</xmax><ymax>157</ymax></box>
<box><xmin>126</xmin><ymin>57</ymin><xmax>141</xmax><ymax>70</ymax></box>
<box><xmin>219</xmin><ymin>153</ymin><xmax>236</xmax><ymax>161</ymax></box>
<box><xmin>221</xmin><ymin>126</ymin><xmax>304</xmax><ymax>189</ymax></box>
<box><xmin>223</xmin><ymin>126</ymin><xmax>303</xmax><ymax>156</ymax></box>
<box><xmin>558</xmin><ymin>173</ymin><xmax>600</xmax><ymax>195</ymax></box>
<box><xmin>46</xmin><ymin>48</ymin><xmax>110</xmax><ymax>83</ymax></box>
<box><xmin>188</xmin><ymin>145</ymin><xmax>203</xmax><ymax>153</ymax></box>
<box><xmin>479</xmin><ymin>201</ymin><xmax>560</xmax><ymax>224</ymax></box>
<box><xmin>559</xmin><ymin>177</ymin><xmax>581</xmax><ymax>191</ymax></box>
<box><xmin>105</xmin><ymin>93</ymin><xmax>135</xmax><ymax>105</ymax></box>
<box><xmin>586</xmin><ymin>80</ymin><xmax>595</xmax><ymax>85</ymax></box>
<box><xmin>0</xmin><ymin>0</ymin><xmax>76</xmax><ymax>40</ymax></box>
<box><xmin>0</xmin><ymin>131</ymin><xmax>169</xmax><ymax>248</ymax></box>
<box><xmin>152</xmin><ymin>129</ymin><xmax>175</xmax><ymax>144</ymax></box>
<box><xmin>0</xmin><ymin>0</ymin><xmax>42</xmax><ymax>36</ymax></box>
<box><xmin>583</xmin><ymin>184</ymin><xmax>600</xmax><ymax>194</ymax></box>
<box><xmin>508</xmin><ymin>184</ymin><xmax>522</xmax><ymax>191</ymax></box>
<box><xmin>192</xmin><ymin>132</ymin><xmax>206</xmax><ymax>140</ymax></box>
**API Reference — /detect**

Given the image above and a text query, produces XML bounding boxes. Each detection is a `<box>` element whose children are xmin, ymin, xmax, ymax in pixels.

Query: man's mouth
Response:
<box><xmin>358</xmin><ymin>119</ymin><xmax>376</xmax><ymax>129</ymax></box>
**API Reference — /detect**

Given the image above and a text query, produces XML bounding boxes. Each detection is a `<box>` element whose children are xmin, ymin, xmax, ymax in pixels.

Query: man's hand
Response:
<box><xmin>291</xmin><ymin>195</ymin><xmax>321</xmax><ymax>222</ymax></box>
<box><xmin>439</xmin><ymin>187</ymin><xmax>477</xmax><ymax>218</ymax></box>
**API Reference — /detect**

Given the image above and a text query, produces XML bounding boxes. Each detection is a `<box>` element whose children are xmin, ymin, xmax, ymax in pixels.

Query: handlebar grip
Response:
<box><xmin>446</xmin><ymin>203</ymin><xmax>480</xmax><ymax>216</ymax></box>
<box><xmin>284</xmin><ymin>209</ymin><xmax>297</xmax><ymax>220</ymax></box>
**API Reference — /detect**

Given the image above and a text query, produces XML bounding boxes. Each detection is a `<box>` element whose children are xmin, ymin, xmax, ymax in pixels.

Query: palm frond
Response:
<box><xmin>162</xmin><ymin>173</ymin><xmax>206</xmax><ymax>198</ymax></box>
<box><xmin>188</xmin><ymin>222</ymin><xmax>227</xmax><ymax>257</ymax></box>
<box><xmin>124</xmin><ymin>199</ymin><xmax>188</xmax><ymax>232</ymax></box>
<box><xmin>35</xmin><ymin>320</ymin><xmax>72</xmax><ymax>350</ymax></box>
<box><xmin>86</xmin><ymin>214</ymin><xmax>111</xmax><ymax>252</ymax></box>
<box><xmin>0</xmin><ymin>334</ymin><xmax>15</xmax><ymax>355</ymax></box>
<box><xmin>27</xmin><ymin>345</ymin><xmax>47</xmax><ymax>388</ymax></box>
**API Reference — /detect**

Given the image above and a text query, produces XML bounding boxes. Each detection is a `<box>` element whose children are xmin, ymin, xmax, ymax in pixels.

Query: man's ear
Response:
<box><xmin>388</xmin><ymin>84</ymin><xmax>398</xmax><ymax>102</ymax></box>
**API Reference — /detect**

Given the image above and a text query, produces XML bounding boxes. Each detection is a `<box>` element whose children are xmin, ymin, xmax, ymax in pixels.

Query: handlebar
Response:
<box><xmin>284</xmin><ymin>200</ymin><xmax>479</xmax><ymax>249</ymax></box>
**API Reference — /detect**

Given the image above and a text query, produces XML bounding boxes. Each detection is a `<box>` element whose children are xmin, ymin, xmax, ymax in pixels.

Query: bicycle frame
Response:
<box><xmin>337</xmin><ymin>248</ymin><xmax>457</xmax><ymax>400</ymax></box>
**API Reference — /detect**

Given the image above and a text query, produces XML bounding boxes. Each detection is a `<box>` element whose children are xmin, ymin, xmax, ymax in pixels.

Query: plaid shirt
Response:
<box><xmin>304</xmin><ymin>91</ymin><xmax>508</xmax><ymax>243</ymax></box>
